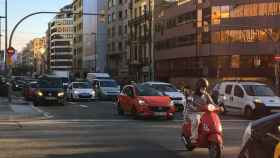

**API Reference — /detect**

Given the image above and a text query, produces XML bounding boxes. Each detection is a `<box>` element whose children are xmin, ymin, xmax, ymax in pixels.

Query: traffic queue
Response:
<box><xmin>2</xmin><ymin>72</ymin><xmax>280</xmax><ymax>158</ymax></box>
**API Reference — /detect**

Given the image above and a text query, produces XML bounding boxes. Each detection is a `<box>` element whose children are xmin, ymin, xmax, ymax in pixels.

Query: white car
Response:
<box><xmin>214</xmin><ymin>81</ymin><xmax>280</xmax><ymax>119</ymax></box>
<box><xmin>142</xmin><ymin>81</ymin><xmax>186</xmax><ymax>111</ymax></box>
<box><xmin>67</xmin><ymin>82</ymin><xmax>96</xmax><ymax>101</ymax></box>
<box><xmin>92</xmin><ymin>79</ymin><xmax>120</xmax><ymax>100</ymax></box>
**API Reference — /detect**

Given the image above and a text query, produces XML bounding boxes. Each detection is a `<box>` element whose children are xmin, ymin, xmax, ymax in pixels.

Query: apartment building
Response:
<box><xmin>73</xmin><ymin>0</ymin><xmax>107</xmax><ymax>77</ymax></box>
<box><xmin>127</xmin><ymin>0</ymin><xmax>155</xmax><ymax>82</ymax></box>
<box><xmin>32</xmin><ymin>37</ymin><xmax>46</xmax><ymax>75</ymax></box>
<box><xmin>48</xmin><ymin>4</ymin><xmax>74</xmax><ymax>71</ymax></box>
<box><xmin>154</xmin><ymin>0</ymin><xmax>280</xmax><ymax>87</ymax></box>
<box><xmin>106</xmin><ymin>0</ymin><xmax>130</xmax><ymax>80</ymax></box>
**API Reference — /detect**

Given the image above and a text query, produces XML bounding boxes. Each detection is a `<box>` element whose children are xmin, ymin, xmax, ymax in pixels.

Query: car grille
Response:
<box><xmin>43</xmin><ymin>91</ymin><xmax>58</xmax><ymax>96</ymax></box>
<box><xmin>171</xmin><ymin>97</ymin><xmax>182</xmax><ymax>100</ymax></box>
<box><xmin>78</xmin><ymin>94</ymin><xmax>92</xmax><ymax>98</ymax></box>
<box><xmin>149</xmin><ymin>106</ymin><xmax>169</xmax><ymax>112</ymax></box>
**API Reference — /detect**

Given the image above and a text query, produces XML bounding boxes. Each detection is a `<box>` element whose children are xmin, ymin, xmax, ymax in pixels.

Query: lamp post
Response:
<box><xmin>91</xmin><ymin>32</ymin><xmax>97</xmax><ymax>73</ymax></box>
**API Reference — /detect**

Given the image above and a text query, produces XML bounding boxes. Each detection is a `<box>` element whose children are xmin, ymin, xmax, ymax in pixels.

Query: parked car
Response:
<box><xmin>142</xmin><ymin>81</ymin><xmax>186</xmax><ymax>111</ymax></box>
<box><xmin>214</xmin><ymin>81</ymin><xmax>280</xmax><ymax>119</ymax></box>
<box><xmin>33</xmin><ymin>77</ymin><xmax>65</xmax><ymax>106</ymax></box>
<box><xmin>66</xmin><ymin>82</ymin><xmax>95</xmax><ymax>101</ymax></box>
<box><xmin>238</xmin><ymin>113</ymin><xmax>280</xmax><ymax>158</ymax></box>
<box><xmin>23</xmin><ymin>81</ymin><xmax>38</xmax><ymax>101</ymax></box>
<box><xmin>92</xmin><ymin>79</ymin><xmax>120</xmax><ymax>100</ymax></box>
<box><xmin>0</xmin><ymin>76</ymin><xmax>8</xmax><ymax>97</ymax></box>
<box><xmin>11</xmin><ymin>80</ymin><xmax>25</xmax><ymax>91</ymax></box>
<box><xmin>117</xmin><ymin>84</ymin><xmax>176</xmax><ymax>119</ymax></box>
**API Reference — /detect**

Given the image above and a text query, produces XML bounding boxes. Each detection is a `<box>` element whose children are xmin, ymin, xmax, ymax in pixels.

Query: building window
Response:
<box><xmin>118</xmin><ymin>25</ymin><xmax>123</xmax><ymax>36</ymax></box>
<box><xmin>118</xmin><ymin>42</ymin><xmax>122</xmax><ymax>51</ymax></box>
<box><xmin>125</xmin><ymin>9</ymin><xmax>128</xmax><ymax>18</ymax></box>
<box><xmin>124</xmin><ymin>25</ymin><xmax>128</xmax><ymax>34</ymax></box>
<box><xmin>112</xmin><ymin>12</ymin><xmax>116</xmax><ymax>21</ymax></box>
<box><xmin>119</xmin><ymin>11</ymin><xmax>123</xmax><ymax>20</ymax></box>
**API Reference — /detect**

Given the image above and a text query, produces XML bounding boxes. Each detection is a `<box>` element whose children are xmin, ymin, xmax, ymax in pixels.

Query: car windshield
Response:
<box><xmin>59</xmin><ymin>77</ymin><xmax>69</xmax><ymax>83</ymax></box>
<box><xmin>151</xmin><ymin>84</ymin><xmax>178</xmax><ymax>92</ymax></box>
<box><xmin>136</xmin><ymin>85</ymin><xmax>164</xmax><ymax>96</ymax></box>
<box><xmin>38</xmin><ymin>78</ymin><xmax>62</xmax><ymax>88</ymax></box>
<box><xmin>30</xmin><ymin>82</ymin><xmax>38</xmax><ymax>88</ymax></box>
<box><xmin>73</xmin><ymin>82</ymin><xmax>91</xmax><ymax>88</ymax></box>
<box><xmin>243</xmin><ymin>85</ymin><xmax>275</xmax><ymax>96</ymax></box>
<box><xmin>100</xmin><ymin>80</ymin><xmax>118</xmax><ymax>87</ymax></box>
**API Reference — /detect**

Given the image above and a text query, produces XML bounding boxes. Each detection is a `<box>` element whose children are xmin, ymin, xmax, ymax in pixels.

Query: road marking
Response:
<box><xmin>79</xmin><ymin>104</ymin><xmax>88</xmax><ymax>108</ymax></box>
<box><xmin>69</xmin><ymin>102</ymin><xmax>75</xmax><ymax>105</ymax></box>
<box><xmin>30</xmin><ymin>105</ymin><xmax>54</xmax><ymax>119</ymax></box>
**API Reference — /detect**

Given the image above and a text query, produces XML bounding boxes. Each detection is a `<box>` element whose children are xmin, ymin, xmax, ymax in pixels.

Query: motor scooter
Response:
<box><xmin>181</xmin><ymin>97</ymin><xmax>224</xmax><ymax>158</ymax></box>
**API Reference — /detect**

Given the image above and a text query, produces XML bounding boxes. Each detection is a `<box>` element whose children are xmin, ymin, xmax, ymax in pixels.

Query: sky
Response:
<box><xmin>0</xmin><ymin>0</ymin><xmax>72</xmax><ymax>51</ymax></box>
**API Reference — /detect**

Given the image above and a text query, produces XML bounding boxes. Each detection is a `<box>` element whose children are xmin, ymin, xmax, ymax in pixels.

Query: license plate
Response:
<box><xmin>45</xmin><ymin>97</ymin><xmax>57</xmax><ymax>100</ymax></box>
<box><xmin>271</xmin><ymin>109</ymin><xmax>280</xmax><ymax>113</ymax></box>
<box><xmin>154</xmin><ymin>112</ymin><xmax>166</xmax><ymax>116</ymax></box>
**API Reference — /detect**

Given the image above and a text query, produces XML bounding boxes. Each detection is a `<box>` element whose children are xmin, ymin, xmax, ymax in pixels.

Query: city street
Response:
<box><xmin>0</xmin><ymin>100</ymin><xmax>250</xmax><ymax>158</ymax></box>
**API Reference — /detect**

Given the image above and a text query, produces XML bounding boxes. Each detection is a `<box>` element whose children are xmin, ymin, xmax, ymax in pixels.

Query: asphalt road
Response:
<box><xmin>0</xmin><ymin>100</ymin><xmax>250</xmax><ymax>158</ymax></box>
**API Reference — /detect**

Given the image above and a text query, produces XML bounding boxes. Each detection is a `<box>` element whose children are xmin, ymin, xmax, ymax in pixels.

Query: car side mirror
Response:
<box><xmin>95</xmin><ymin>85</ymin><xmax>99</xmax><ymax>89</ymax></box>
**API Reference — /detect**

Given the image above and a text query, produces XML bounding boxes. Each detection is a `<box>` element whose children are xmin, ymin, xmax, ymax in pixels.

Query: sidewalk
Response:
<box><xmin>0</xmin><ymin>96</ymin><xmax>45</xmax><ymax>121</ymax></box>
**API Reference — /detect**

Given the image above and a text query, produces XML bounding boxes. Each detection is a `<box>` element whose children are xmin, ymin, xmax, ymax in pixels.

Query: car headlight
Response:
<box><xmin>169</xmin><ymin>100</ymin><xmax>175</xmax><ymax>106</ymax></box>
<box><xmin>37</xmin><ymin>91</ymin><xmax>43</xmax><ymax>97</ymax></box>
<box><xmin>74</xmin><ymin>91</ymin><xmax>79</xmax><ymax>94</ymax></box>
<box><xmin>138</xmin><ymin>99</ymin><xmax>147</xmax><ymax>106</ymax></box>
<box><xmin>58</xmin><ymin>92</ymin><xmax>64</xmax><ymax>97</ymax></box>
<box><xmin>253</xmin><ymin>98</ymin><xmax>262</xmax><ymax>104</ymax></box>
<box><xmin>241</xmin><ymin>123</ymin><xmax>252</xmax><ymax>149</ymax></box>
<box><xmin>91</xmin><ymin>90</ymin><xmax>95</xmax><ymax>96</ymax></box>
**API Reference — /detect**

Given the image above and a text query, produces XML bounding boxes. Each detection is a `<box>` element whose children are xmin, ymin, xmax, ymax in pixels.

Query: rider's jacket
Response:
<box><xmin>184</xmin><ymin>91</ymin><xmax>215</xmax><ymax>116</ymax></box>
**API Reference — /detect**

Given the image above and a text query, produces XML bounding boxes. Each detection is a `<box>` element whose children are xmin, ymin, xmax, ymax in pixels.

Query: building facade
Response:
<box><xmin>106</xmin><ymin>0</ymin><xmax>129</xmax><ymax>80</ymax></box>
<box><xmin>154</xmin><ymin>0</ymin><xmax>280</xmax><ymax>87</ymax></box>
<box><xmin>127</xmin><ymin>0</ymin><xmax>156</xmax><ymax>82</ymax></box>
<box><xmin>48</xmin><ymin>4</ymin><xmax>74</xmax><ymax>71</ymax></box>
<box><xmin>22</xmin><ymin>41</ymin><xmax>34</xmax><ymax>70</ymax></box>
<box><xmin>73</xmin><ymin>0</ymin><xmax>107</xmax><ymax>77</ymax></box>
<box><xmin>32</xmin><ymin>37</ymin><xmax>46</xmax><ymax>75</ymax></box>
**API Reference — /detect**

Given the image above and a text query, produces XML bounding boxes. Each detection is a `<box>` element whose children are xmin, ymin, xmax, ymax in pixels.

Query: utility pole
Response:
<box><xmin>5</xmin><ymin>0</ymin><xmax>7</xmax><ymax>73</ymax></box>
<box><xmin>0</xmin><ymin>18</ymin><xmax>2</xmax><ymax>63</ymax></box>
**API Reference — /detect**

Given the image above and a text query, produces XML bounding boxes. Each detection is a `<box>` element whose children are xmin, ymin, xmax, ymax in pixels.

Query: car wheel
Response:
<box><xmin>244</xmin><ymin>106</ymin><xmax>254</xmax><ymax>120</ymax></box>
<box><xmin>33</xmin><ymin>100</ymin><xmax>40</xmax><ymax>106</ymax></box>
<box><xmin>131</xmin><ymin>106</ymin><xmax>139</xmax><ymax>119</ymax></box>
<box><xmin>117</xmin><ymin>103</ymin><xmax>124</xmax><ymax>116</ymax></box>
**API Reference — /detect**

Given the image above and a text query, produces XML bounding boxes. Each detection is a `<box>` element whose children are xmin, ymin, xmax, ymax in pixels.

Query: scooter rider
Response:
<box><xmin>184</xmin><ymin>78</ymin><xmax>216</xmax><ymax>143</ymax></box>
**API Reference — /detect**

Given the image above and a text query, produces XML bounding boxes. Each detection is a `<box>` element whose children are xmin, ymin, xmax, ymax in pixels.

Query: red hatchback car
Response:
<box><xmin>117</xmin><ymin>84</ymin><xmax>176</xmax><ymax>119</ymax></box>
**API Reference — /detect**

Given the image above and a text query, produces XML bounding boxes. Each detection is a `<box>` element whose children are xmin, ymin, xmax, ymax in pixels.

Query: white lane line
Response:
<box><xmin>79</xmin><ymin>104</ymin><xmax>88</xmax><ymax>108</ymax></box>
<box><xmin>69</xmin><ymin>102</ymin><xmax>75</xmax><ymax>105</ymax></box>
<box><xmin>30</xmin><ymin>105</ymin><xmax>54</xmax><ymax>119</ymax></box>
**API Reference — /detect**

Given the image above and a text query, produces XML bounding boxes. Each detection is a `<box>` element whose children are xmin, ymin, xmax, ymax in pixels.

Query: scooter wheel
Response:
<box><xmin>181</xmin><ymin>135</ymin><xmax>195</xmax><ymax>151</ymax></box>
<box><xmin>208</xmin><ymin>142</ymin><xmax>223</xmax><ymax>158</ymax></box>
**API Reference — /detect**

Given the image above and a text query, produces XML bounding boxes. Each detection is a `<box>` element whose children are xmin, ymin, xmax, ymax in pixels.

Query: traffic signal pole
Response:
<box><xmin>6</xmin><ymin>11</ymin><xmax>105</xmax><ymax>103</ymax></box>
